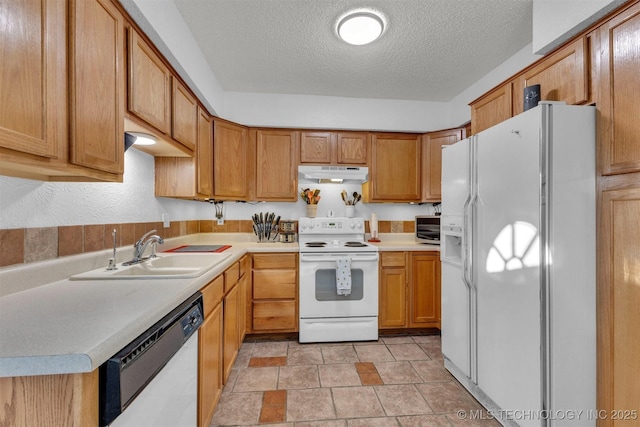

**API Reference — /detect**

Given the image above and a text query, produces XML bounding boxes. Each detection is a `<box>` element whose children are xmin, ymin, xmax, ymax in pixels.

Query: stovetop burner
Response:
<box><xmin>345</xmin><ymin>241</ymin><xmax>367</xmax><ymax>247</ymax></box>
<box><xmin>298</xmin><ymin>217</ymin><xmax>378</xmax><ymax>253</ymax></box>
<box><xmin>305</xmin><ymin>242</ymin><xmax>327</xmax><ymax>247</ymax></box>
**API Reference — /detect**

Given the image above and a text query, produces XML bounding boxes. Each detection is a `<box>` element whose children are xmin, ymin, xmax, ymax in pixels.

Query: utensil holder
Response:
<box><xmin>306</xmin><ymin>204</ymin><xmax>318</xmax><ymax>218</ymax></box>
<box><xmin>345</xmin><ymin>206</ymin><xmax>355</xmax><ymax>218</ymax></box>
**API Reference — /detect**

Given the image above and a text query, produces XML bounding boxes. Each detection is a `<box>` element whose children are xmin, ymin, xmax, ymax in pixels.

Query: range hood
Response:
<box><xmin>298</xmin><ymin>165</ymin><xmax>368</xmax><ymax>183</ymax></box>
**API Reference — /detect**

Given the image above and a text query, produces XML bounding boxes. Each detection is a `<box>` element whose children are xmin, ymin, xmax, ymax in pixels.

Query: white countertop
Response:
<box><xmin>0</xmin><ymin>233</ymin><xmax>437</xmax><ymax>377</ymax></box>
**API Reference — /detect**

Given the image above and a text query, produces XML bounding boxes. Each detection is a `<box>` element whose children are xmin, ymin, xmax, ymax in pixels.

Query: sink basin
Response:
<box><xmin>69</xmin><ymin>253</ymin><xmax>232</xmax><ymax>280</ymax></box>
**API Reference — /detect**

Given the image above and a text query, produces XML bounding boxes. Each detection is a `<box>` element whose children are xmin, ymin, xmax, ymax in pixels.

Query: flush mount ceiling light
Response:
<box><xmin>337</xmin><ymin>11</ymin><xmax>384</xmax><ymax>45</ymax></box>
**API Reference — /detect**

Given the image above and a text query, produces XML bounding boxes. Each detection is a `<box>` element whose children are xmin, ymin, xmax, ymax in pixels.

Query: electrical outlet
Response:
<box><xmin>162</xmin><ymin>214</ymin><xmax>170</xmax><ymax>228</ymax></box>
<box><xmin>217</xmin><ymin>218</ymin><xmax>224</xmax><ymax>225</ymax></box>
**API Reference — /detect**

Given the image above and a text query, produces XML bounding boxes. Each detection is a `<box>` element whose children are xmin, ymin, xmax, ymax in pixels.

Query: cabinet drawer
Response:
<box><xmin>253</xmin><ymin>278</ymin><xmax>296</xmax><ymax>299</ymax></box>
<box><xmin>202</xmin><ymin>275</ymin><xmax>224</xmax><ymax>317</ymax></box>
<box><xmin>381</xmin><ymin>252</ymin><xmax>406</xmax><ymax>268</ymax></box>
<box><xmin>252</xmin><ymin>301</ymin><xmax>297</xmax><ymax>331</ymax></box>
<box><xmin>224</xmin><ymin>262</ymin><xmax>240</xmax><ymax>292</ymax></box>
<box><xmin>252</xmin><ymin>253</ymin><xmax>297</xmax><ymax>269</ymax></box>
<box><xmin>253</xmin><ymin>269</ymin><xmax>296</xmax><ymax>286</ymax></box>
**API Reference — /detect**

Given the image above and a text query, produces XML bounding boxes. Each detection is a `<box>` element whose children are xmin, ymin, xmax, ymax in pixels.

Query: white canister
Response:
<box><xmin>370</xmin><ymin>213</ymin><xmax>378</xmax><ymax>239</ymax></box>
<box><xmin>345</xmin><ymin>206</ymin><xmax>355</xmax><ymax>218</ymax></box>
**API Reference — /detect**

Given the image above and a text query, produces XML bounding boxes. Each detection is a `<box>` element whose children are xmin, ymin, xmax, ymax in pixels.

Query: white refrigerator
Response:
<box><xmin>440</xmin><ymin>102</ymin><xmax>596</xmax><ymax>427</ymax></box>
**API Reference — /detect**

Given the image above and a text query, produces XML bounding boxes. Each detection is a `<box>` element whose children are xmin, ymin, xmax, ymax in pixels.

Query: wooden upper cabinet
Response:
<box><xmin>154</xmin><ymin>105</ymin><xmax>212</xmax><ymax>199</ymax></box>
<box><xmin>213</xmin><ymin>119</ymin><xmax>251</xmax><ymax>200</ymax></box>
<box><xmin>336</xmin><ymin>132</ymin><xmax>368</xmax><ymax>165</ymax></box>
<box><xmin>598</xmin><ymin>1</ymin><xmax>640</xmax><ymax>175</ymax></box>
<box><xmin>0</xmin><ymin>0</ymin><xmax>65</xmax><ymax>160</ymax></box>
<box><xmin>254</xmin><ymin>129</ymin><xmax>299</xmax><ymax>201</ymax></box>
<box><xmin>196</xmin><ymin>107</ymin><xmax>213</xmax><ymax>198</ymax></box>
<box><xmin>171</xmin><ymin>78</ymin><xmax>197</xmax><ymax>152</ymax></box>
<box><xmin>127</xmin><ymin>28</ymin><xmax>171</xmax><ymax>134</ymax></box>
<box><xmin>300</xmin><ymin>131</ymin><xmax>333</xmax><ymax>164</ymax></box>
<box><xmin>421</xmin><ymin>128</ymin><xmax>465</xmax><ymax>202</ymax></box>
<box><xmin>513</xmin><ymin>37</ymin><xmax>589</xmax><ymax>116</ymax></box>
<box><xmin>470</xmin><ymin>82</ymin><xmax>513</xmax><ymax>135</ymax></box>
<box><xmin>69</xmin><ymin>0</ymin><xmax>125</xmax><ymax>175</ymax></box>
<box><xmin>300</xmin><ymin>131</ymin><xmax>368</xmax><ymax>165</ymax></box>
<box><xmin>365</xmin><ymin>133</ymin><xmax>422</xmax><ymax>202</ymax></box>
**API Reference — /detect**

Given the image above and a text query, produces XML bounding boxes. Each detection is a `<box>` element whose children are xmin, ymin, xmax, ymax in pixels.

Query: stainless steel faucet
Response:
<box><xmin>123</xmin><ymin>229</ymin><xmax>165</xmax><ymax>266</ymax></box>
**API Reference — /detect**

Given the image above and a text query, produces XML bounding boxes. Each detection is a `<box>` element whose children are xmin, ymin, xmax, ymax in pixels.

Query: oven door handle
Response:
<box><xmin>300</xmin><ymin>254</ymin><xmax>379</xmax><ymax>262</ymax></box>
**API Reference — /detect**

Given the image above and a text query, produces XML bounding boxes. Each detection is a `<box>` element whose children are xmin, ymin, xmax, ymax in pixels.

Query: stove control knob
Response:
<box><xmin>356</xmin><ymin>222</ymin><xmax>363</xmax><ymax>230</ymax></box>
<box><xmin>349</xmin><ymin>222</ymin><xmax>356</xmax><ymax>229</ymax></box>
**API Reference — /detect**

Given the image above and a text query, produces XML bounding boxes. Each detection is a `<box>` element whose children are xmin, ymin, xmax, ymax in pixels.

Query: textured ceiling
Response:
<box><xmin>173</xmin><ymin>0</ymin><xmax>533</xmax><ymax>102</ymax></box>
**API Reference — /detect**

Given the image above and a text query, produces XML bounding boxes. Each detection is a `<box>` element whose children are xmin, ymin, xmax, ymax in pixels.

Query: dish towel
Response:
<box><xmin>336</xmin><ymin>256</ymin><xmax>352</xmax><ymax>296</ymax></box>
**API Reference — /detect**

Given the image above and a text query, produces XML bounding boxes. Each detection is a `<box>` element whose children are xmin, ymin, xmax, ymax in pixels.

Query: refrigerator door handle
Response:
<box><xmin>462</xmin><ymin>195</ymin><xmax>473</xmax><ymax>291</ymax></box>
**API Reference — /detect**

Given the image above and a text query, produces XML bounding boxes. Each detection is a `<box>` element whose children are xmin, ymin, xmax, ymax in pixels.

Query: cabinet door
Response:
<box><xmin>172</xmin><ymin>78</ymin><xmax>197</xmax><ymax>152</ymax></box>
<box><xmin>196</xmin><ymin>107</ymin><xmax>213</xmax><ymax>198</ymax></box>
<box><xmin>598</xmin><ymin>2</ymin><xmax>640</xmax><ymax>175</ymax></box>
<box><xmin>237</xmin><ymin>273</ymin><xmax>248</xmax><ymax>344</ymax></box>
<box><xmin>69</xmin><ymin>0</ymin><xmax>124</xmax><ymax>175</ymax></box>
<box><xmin>513</xmin><ymin>37</ymin><xmax>589</xmax><ymax>116</ymax></box>
<box><xmin>409</xmin><ymin>253</ymin><xmax>441</xmax><ymax>328</ymax></box>
<box><xmin>422</xmin><ymin>128</ymin><xmax>465</xmax><ymax>202</ymax></box>
<box><xmin>470</xmin><ymin>82</ymin><xmax>513</xmax><ymax>135</ymax></box>
<box><xmin>0</xmin><ymin>0</ymin><xmax>65</xmax><ymax>159</ymax></box>
<box><xmin>127</xmin><ymin>28</ymin><xmax>171</xmax><ymax>134</ymax></box>
<box><xmin>213</xmin><ymin>120</ymin><xmax>250</xmax><ymax>199</ymax></box>
<box><xmin>336</xmin><ymin>132</ymin><xmax>368</xmax><ymax>165</ymax></box>
<box><xmin>223</xmin><ymin>283</ymin><xmax>239</xmax><ymax>383</ymax></box>
<box><xmin>367</xmin><ymin>133</ymin><xmax>421</xmax><ymax>202</ymax></box>
<box><xmin>379</xmin><ymin>267</ymin><xmax>407</xmax><ymax>328</ymax></box>
<box><xmin>198</xmin><ymin>302</ymin><xmax>222</xmax><ymax>427</ymax></box>
<box><xmin>598</xmin><ymin>186</ymin><xmax>640</xmax><ymax>426</ymax></box>
<box><xmin>300</xmin><ymin>131</ymin><xmax>333</xmax><ymax>164</ymax></box>
<box><xmin>255</xmin><ymin>129</ymin><xmax>299</xmax><ymax>201</ymax></box>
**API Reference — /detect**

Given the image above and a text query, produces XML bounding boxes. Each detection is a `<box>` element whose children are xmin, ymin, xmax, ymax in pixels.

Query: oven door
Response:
<box><xmin>299</xmin><ymin>252</ymin><xmax>379</xmax><ymax>318</ymax></box>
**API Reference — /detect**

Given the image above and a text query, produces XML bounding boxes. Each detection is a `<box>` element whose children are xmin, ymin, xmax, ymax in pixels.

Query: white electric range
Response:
<box><xmin>298</xmin><ymin>217</ymin><xmax>379</xmax><ymax>343</ymax></box>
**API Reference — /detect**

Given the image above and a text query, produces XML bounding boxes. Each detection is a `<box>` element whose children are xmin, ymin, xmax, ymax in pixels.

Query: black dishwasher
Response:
<box><xmin>99</xmin><ymin>291</ymin><xmax>203</xmax><ymax>426</ymax></box>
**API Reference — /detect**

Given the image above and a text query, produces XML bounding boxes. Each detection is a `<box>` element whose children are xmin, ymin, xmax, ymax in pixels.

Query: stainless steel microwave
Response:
<box><xmin>415</xmin><ymin>215</ymin><xmax>441</xmax><ymax>244</ymax></box>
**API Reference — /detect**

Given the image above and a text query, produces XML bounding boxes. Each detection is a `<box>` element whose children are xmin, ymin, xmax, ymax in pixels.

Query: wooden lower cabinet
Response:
<box><xmin>251</xmin><ymin>253</ymin><xmax>298</xmax><ymax>332</ymax></box>
<box><xmin>223</xmin><ymin>275</ymin><xmax>240</xmax><ymax>382</ymax></box>
<box><xmin>379</xmin><ymin>252</ymin><xmax>408</xmax><ymax>328</ymax></box>
<box><xmin>409</xmin><ymin>252</ymin><xmax>441</xmax><ymax>328</ymax></box>
<box><xmin>238</xmin><ymin>255</ymin><xmax>250</xmax><ymax>343</ymax></box>
<box><xmin>0</xmin><ymin>371</ymin><xmax>99</xmax><ymax>427</ymax></box>
<box><xmin>198</xmin><ymin>275</ymin><xmax>224</xmax><ymax>427</ymax></box>
<box><xmin>379</xmin><ymin>251</ymin><xmax>441</xmax><ymax>329</ymax></box>
<box><xmin>597</xmin><ymin>184</ymin><xmax>640</xmax><ymax>426</ymax></box>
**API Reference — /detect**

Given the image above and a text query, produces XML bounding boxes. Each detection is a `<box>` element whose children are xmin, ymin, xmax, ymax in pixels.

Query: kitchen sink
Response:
<box><xmin>69</xmin><ymin>253</ymin><xmax>232</xmax><ymax>280</ymax></box>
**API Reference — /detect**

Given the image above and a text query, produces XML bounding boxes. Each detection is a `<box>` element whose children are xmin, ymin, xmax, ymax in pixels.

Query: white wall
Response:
<box><xmin>532</xmin><ymin>0</ymin><xmax>625</xmax><ymax>54</ymax></box>
<box><xmin>0</xmin><ymin>150</ymin><xmax>212</xmax><ymax>229</ymax></box>
<box><xmin>0</xmin><ymin>149</ymin><xmax>435</xmax><ymax>229</ymax></box>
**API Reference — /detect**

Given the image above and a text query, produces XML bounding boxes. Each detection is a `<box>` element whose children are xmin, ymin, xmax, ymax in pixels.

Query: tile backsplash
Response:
<box><xmin>0</xmin><ymin>220</ymin><xmax>415</xmax><ymax>268</ymax></box>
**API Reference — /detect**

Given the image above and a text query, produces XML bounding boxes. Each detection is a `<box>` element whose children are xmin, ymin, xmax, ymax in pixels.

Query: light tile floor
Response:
<box><xmin>211</xmin><ymin>335</ymin><xmax>501</xmax><ymax>426</ymax></box>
